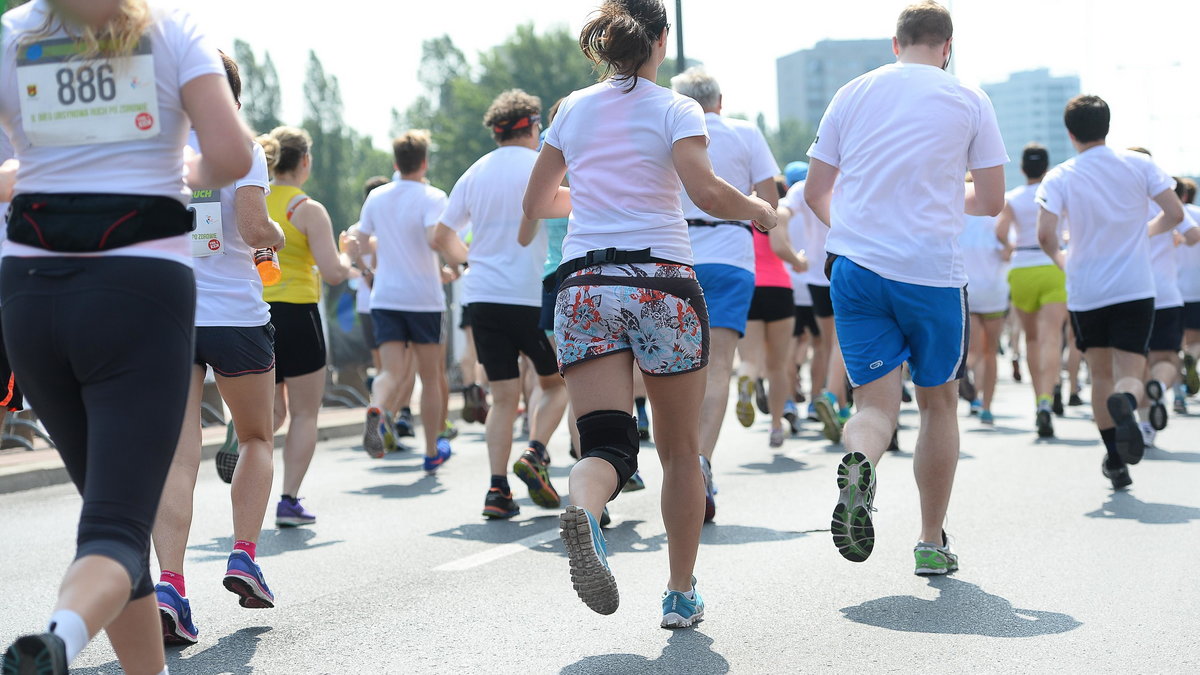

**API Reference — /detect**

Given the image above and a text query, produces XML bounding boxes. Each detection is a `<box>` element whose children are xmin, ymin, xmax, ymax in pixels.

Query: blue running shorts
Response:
<box><xmin>694</xmin><ymin>264</ymin><xmax>755</xmax><ymax>337</ymax></box>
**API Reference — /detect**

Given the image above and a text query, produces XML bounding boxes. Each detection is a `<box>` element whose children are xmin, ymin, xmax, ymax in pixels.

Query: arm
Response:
<box><xmin>768</xmin><ymin>214</ymin><xmax>807</xmax><ymax>272</ymax></box>
<box><xmin>966</xmin><ymin>166</ymin><xmax>1006</xmax><ymax>216</ymax></box>
<box><xmin>994</xmin><ymin>202</ymin><xmax>1014</xmax><ymax>246</ymax></box>
<box><xmin>517</xmin><ymin>215</ymin><xmax>541</xmax><ymax>247</ymax></box>
<box><xmin>1148</xmin><ymin>189</ymin><xmax>1186</xmax><ymax>236</ymax></box>
<box><xmin>292</xmin><ymin>199</ymin><xmax>353</xmax><ymax>285</ymax></box>
<box><xmin>523</xmin><ymin>144</ymin><xmax>572</xmax><ymax>220</ymax></box>
<box><xmin>431</xmin><ymin>223</ymin><xmax>469</xmax><ymax>267</ymax></box>
<box><xmin>803</xmin><ymin>158</ymin><xmax>838</xmax><ymax>228</ymax></box>
<box><xmin>673</xmin><ymin>136</ymin><xmax>775</xmax><ymax>230</ymax></box>
<box><xmin>1184</xmin><ymin>227</ymin><xmax>1200</xmax><ymax>246</ymax></box>
<box><xmin>234</xmin><ymin>186</ymin><xmax>285</xmax><ymax>250</ymax></box>
<box><xmin>181</xmin><ymin>74</ymin><xmax>253</xmax><ymax>189</ymax></box>
<box><xmin>1036</xmin><ymin>206</ymin><xmax>1066</xmax><ymax>270</ymax></box>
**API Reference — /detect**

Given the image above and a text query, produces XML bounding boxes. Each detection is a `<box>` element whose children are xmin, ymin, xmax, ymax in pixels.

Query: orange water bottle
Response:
<box><xmin>254</xmin><ymin>248</ymin><xmax>281</xmax><ymax>286</ymax></box>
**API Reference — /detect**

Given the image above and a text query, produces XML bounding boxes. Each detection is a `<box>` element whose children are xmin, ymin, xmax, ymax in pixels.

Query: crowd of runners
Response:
<box><xmin>1</xmin><ymin>0</ymin><xmax>1197</xmax><ymax>672</ymax></box>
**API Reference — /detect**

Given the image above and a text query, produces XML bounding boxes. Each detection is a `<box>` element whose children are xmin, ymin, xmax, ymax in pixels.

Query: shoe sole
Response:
<box><xmin>832</xmin><ymin>452</ymin><xmax>875</xmax><ymax>562</ymax></box>
<box><xmin>513</xmin><ymin>456</ymin><xmax>561</xmax><ymax>508</ymax></box>
<box><xmin>1107</xmin><ymin>394</ymin><xmax>1145</xmax><ymax>465</ymax></box>
<box><xmin>363</xmin><ymin>411</ymin><xmax>386</xmax><ymax>459</ymax></box>
<box><xmin>1103</xmin><ymin>459</ymin><xmax>1133</xmax><ymax>490</ymax></box>
<box><xmin>814</xmin><ymin>398</ymin><xmax>842</xmax><ymax>444</ymax></box>
<box><xmin>215</xmin><ymin>447</ymin><xmax>238</xmax><ymax>485</ymax></box>
<box><xmin>735</xmin><ymin>378</ymin><xmax>755</xmax><ymax>428</ymax></box>
<box><xmin>662</xmin><ymin>608</ymin><xmax>704</xmax><ymax>629</ymax></box>
<box><xmin>481</xmin><ymin>506</ymin><xmax>520</xmax><ymax>519</ymax></box>
<box><xmin>1147</xmin><ymin>381</ymin><xmax>1168</xmax><ymax>431</ymax></box>
<box><xmin>621</xmin><ymin>478</ymin><xmax>646</xmax><ymax>493</ymax></box>
<box><xmin>1036</xmin><ymin>410</ymin><xmax>1054</xmax><ymax>438</ymax></box>
<box><xmin>158</xmin><ymin>605</ymin><xmax>198</xmax><ymax>645</ymax></box>
<box><xmin>1186</xmin><ymin>355</ymin><xmax>1200</xmax><ymax>396</ymax></box>
<box><xmin>755</xmin><ymin>380</ymin><xmax>770</xmax><ymax>415</ymax></box>
<box><xmin>5</xmin><ymin>636</ymin><xmax>67</xmax><ymax>675</ymax></box>
<box><xmin>914</xmin><ymin>553</ymin><xmax>959</xmax><ymax>576</ymax></box>
<box><xmin>222</xmin><ymin>572</ymin><xmax>275</xmax><ymax>609</ymax></box>
<box><xmin>275</xmin><ymin>517</ymin><xmax>315</xmax><ymax>528</ymax></box>
<box><xmin>560</xmin><ymin>505</ymin><xmax>619</xmax><ymax>615</ymax></box>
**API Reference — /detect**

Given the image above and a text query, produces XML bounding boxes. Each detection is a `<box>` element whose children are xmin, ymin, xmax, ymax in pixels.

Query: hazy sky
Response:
<box><xmin>187</xmin><ymin>0</ymin><xmax>1200</xmax><ymax>172</ymax></box>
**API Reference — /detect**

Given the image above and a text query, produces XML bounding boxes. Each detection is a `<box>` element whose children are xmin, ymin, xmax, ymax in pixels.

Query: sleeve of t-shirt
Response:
<box><xmin>439</xmin><ymin>169</ymin><xmax>473</xmax><ymax>233</ymax></box>
<box><xmin>358</xmin><ymin>193</ymin><xmax>377</xmax><ymax>236</ymax></box>
<box><xmin>1141</xmin><ymin>157</ymin><xmax>1176</xmax><ymax>199</ymax></box>
<box><xmin>747</xmin><ymin>126</ymin><xmax>781</xmax><ymax>185</ymax></box>
<box><xmin>166</xmin><ymin>9</ymin><xmax>225</xmax><ymax>87</ymax></box>
<box><xmin>424</xmin><ymin>188</ymin><xmax>448</xmax><ymax>228</ymax></box>
<box><xmin>234</xmin><ymin>142</ymin><xmax>270</xmax><ymax>194</ymax></box>
<box><xmin>669</xmin><ymin>97</ymin><xmax>708</xmax><ymax>145</ymax></box>
<box><xmin>807</xmin><ymin>88</ymin><xmax>843</xmax><ymax>168</ymax></box>
<box><xmin>543</xmin><ymin>94</ymin><xmax>572</xmax><ymax>152</ymax></box>
<box><xmin>1035</xmin><ymin>169</ymin><xmax>1065</xmax><ymax>216</ymax></box>
<box><xmin>968</xmin><ymin>93</ymin><xmax>1009</xmax><ymax>170</ymax></box>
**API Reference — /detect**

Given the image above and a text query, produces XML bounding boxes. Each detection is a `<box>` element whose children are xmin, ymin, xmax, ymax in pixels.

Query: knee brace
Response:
<box><xmin>576</xmin><ymin>410</ymin><xmax>640</xmax><ymax>501</ymax></box>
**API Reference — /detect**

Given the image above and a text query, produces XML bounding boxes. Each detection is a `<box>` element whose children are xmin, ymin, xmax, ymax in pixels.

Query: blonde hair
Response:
<box><xmin>268</xmin><ymin>126</ymin><xmax>312</xmax><ymax>176</ymax></box>
<box><xmin>256</xmin><ymin>133</ymin><xmax>281</xmax><ymax>178</ymax></box>
<box><xmin>25</xmin><ymin>0</ymin><xmax>153</xmax><ymax>60</ymax></box>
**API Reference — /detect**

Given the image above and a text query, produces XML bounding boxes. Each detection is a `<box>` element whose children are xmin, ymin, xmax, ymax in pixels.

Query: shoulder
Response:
<box><xmin>293</xmin><ymin>196</ymin><xmax>329</xmax><ymax>222</ymax></box>
<box><xmin>1041</xmin><ymin>161</ymin><xmax>1073</xmax><ymax>185</ymax></box>
<box><xmin>424</xmin><ymin>184</ymin><xmax>448</xmax><ymax>200</ymax></box>
<box><xmin>1005</xmin><ymin>185</ymin><xmax>1025</xmax><ymax>200</ymax></box>
<box><xmin>3</xmin><ymin>0</ymin><xmax>44</xmax><ymax>35</ymax></box>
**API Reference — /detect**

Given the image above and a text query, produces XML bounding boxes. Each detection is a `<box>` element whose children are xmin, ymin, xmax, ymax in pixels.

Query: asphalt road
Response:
<box><xmin>1</xmin><ymin>377</ymin><xmax>1198</xmax><ymax>674</ymax></box>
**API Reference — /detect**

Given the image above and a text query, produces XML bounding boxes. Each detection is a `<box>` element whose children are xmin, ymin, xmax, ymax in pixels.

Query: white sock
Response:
<box><xmin>682</xmin><ymin>588</ymin><xmax>695</xmax><ymax>600</ymax></box>
<box><xmin>47</xmin><ymin>609</ymin><xmax>88</xmax><ymax>663</ymax></box>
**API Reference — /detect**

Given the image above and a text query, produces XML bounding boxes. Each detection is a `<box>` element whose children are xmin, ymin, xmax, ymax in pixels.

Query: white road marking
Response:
<box><xmin>435</xmin><ymin>527</ymin><xmax>561</xmax><ymax>572</ymax></box>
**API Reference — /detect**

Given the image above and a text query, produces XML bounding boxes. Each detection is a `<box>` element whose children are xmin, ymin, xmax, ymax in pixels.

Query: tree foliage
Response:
<box><xmin>233</xmin><ymin>39</ymin><xmax>283</xmax><ymax>134</ymax></box>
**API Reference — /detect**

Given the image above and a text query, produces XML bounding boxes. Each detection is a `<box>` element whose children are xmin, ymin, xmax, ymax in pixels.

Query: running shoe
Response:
<box><xmin>622</xmin><ymin>471</ymin><xmax>646</xmax><ymax>493</ymax></box>
<box><xmin>815</xmin><ymin>391</ymin><xmax>842</xmax><ymax>444</ymax></box>
<box><xmin>424</xmin><ymin>438</ymin><xmax>453</xmax><ymax>474</ymax></box>
<box><xmin>276</xmin><ymin>496</ymin><xmax>316</xmax><ymax>527</ymax></box>
<box><xmin>560</xmin><ymin>504</ymin><xmax>619</xmax><ymax>615</ymax></box>
<box><xmin>1036</xmin><ymin>409</ymin><xmax>1054</xmax><ymax>438</ymax></box>
<box><xmin>513</xmin><ymin>448</ymin><xmax>561</xmax><ymax>508</ymax></box>
<box><xmin>807</xmin><ymin>402</ymin><xmax>819</xmax><ymax>421</ymax></box>
<box><xmin>1068</xmin><ymin>391</ymin><xmax>1084</xmax><ymax>407</ymax></box>
<box><xmin>482</xmin><ymin>488</ymin><xmax>520</xmax><ymax>519</ymax></box>
<box><xmin>980</xmin><ymin>410</ymin><xmax>995</xmax><ymax>426</ymax></box>
<box><xmin>700</xmin><ymin>455</ymin><xmax>716</xmax><ymax>523</ymax></box>
<box><xmin>796</xmin><ymin>391</ymin><xmax>807</xmax><ymax>404</ymax></box>
<box><xmin>362</xmin><ymin>407</ymin><xmax>392</xmax><ymax>459</ymax></box>
<box><xmin>156</xmin><ymin>582</ymin><xmax>199</xmax><ymax>645</ymax></box>
<box><xmin>439</xmin><ymin>420</ymin><xmax>459</xmax><ymax>440</ymax></box>
<box><xmin>661</xmin><ymin>577</ymin><xmax>705</xmax><ymax>629</ymax></box>
<box><xmin>1011</xmin><ymin>358</ymin><xmax>1022</xmax><ymax>383</ymax></box>
<box><xmin>520</xmin><ymin>412</ymin><xmax>530</xmax><ymax>439</ymax></box>
<box><xmin>783</xmin><ymin>400</ymin><xmax>800</xmax><ymax>434</ymax></box>
<box><xmin>769</xmin><ymin>428</ymin><xmax>785</xmax><ymax>448</ymax></box>
<box><xmin>1106</xmin><ymin>392</ymin><xmax>1144</xmax><ymax>465</ymax></box>
<box><xmin>831</xmin><ymin>451</ymin><xmax>876</xmax><ymax>562</ymax></box>
<box><xmin>637</xmin><ymin>415</ymin><xmax>651</xmax><ymax>442</ymax></box>
<box><xmin>735</xmin><ymin>376</ymin><xmax>755</xmax><ymax>428</ymax></box>
<box><xmin>222</xmin><ymin>550</ymin><xmax>275</xmax><ymax>609</ymax></box>
<box><xmin>471</xmin><ymin>384</ymin><xmax>491</xmax><ymax>423</ymax></box>
<box><xmin>1186</xmin><ymin>353</ymin><xmax>1200</xmax><ymax>396</ymax></box>
<box><xmin>1146</xmin><ymin>380</ymin><xmax>1168</xmax><ymax>431</ymax></box>
<box><xmin>215</xmin><ymin>420</ymin><xmax>239</xmax><ymax>485</ymax></box>
<box><xmin>600</xmin><ymin>507</ymin><xmax>612</xmax><ymax>528</ymax></box>
<box><xmin>394</xmin><ymin>409</ymin><xmax>415</xmax><ymax>439</ymax></box>
<box><xmin>754</xmin><ymin>377</ymin><xmax>769</xmax><ymax>415</ymax></box>
<box><xmin>901</xmin><ymin>384</ymin><xmax>913</xmax><ymax>404</ymax></box>
<box><xmin>958</xmin><ymin>375</ymin><xmax>977</xmax><ymax>403</ymax></box>
<box><xmin>914</xmin><ymin>532</ymin><xmax>958</xmax><ymax>576</ymax></box>
<box><xmin>969</xmin><ymin>399</ymin><xmax>982</xmax><ymax>416</ymax></box>
<box><xmin>1139</xmin><ymin>421</ymin><xmax>1156</xmax><ymax>450</ymax></box>
<box><xmin>462</xmin><ymin>385</ymin><xmax>479</xmax><ymax>424</ymax></box>
<box><xmin>1102</xmin><ymin>457</ymin><xmax>1132</xmax><ymax>490</ymax></box>
<box><xmin>1174</xmin><ymin>392</ymin><xmax>1188</xmax><ymax>416</ymax></box>
<box><xmin>2</xmin><ymin>633</ymin><xmax>67</xmax><ymax>675</ymax></box>
<box><xmin>1052</xmin><ymin>384</ymin><xmax>1065</xmax><ymax>417</ymax></box>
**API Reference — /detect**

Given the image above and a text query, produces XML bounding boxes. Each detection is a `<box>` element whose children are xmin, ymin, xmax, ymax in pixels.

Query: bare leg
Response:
<box><xmin>102</xmin><ymin>594</ymin><xmax>166</xmax><ymax>675</ymax></box>
<box><xmin>372</xmin><ymin>341</ymin><xmax>411</xmax><ymax>415</ymax></box>
<box><xmin>764</xmin><ymin>317</ymin><xmax>796</xmax><ymax>432</ymax></box>
<box><xmin>978</xmin><ymin>316</ymin><xmax>1004</xmax><ymax>411</ymax></box>
<box><xmin>913</xmin><ymin>381</ymin><xmax>960</xmax><ymax>543</ymax></box>
<box><xmin>809</xmin><ymin>321</ymin><xmax>831</xmax><ymax>405</ymax></box>
<box><xmin>280</xmin><ymin>369</ymin><xmax>326</xmax><ymax>497</ymax></box>
<box><xmin>1036</xmin><ymin>303</ymin><xmax>1066</xmax><ymax>400</ymax></box>
<box><xmin>699</xmin><ymin>327</ymin><xmax>739</xmax><ymax>460</ymax></box>
<box><xmin>737</xmin><ymin>321</ymin><xmax>765</xmax><ymax>382</ymax></box>
<box><xmin>564</xmin><ymin>354</ymin><xmax>634</xmax><ymax>520</ymax></box>
<box><xmin>217</xmin><ymin>370</ymin><xmax>276</xmax><ymax>544</ymax></box>
<box><xmin>411</xmin><ymin>343</ymin><xmax>446</xmax><ymax>457</ymax></box>
<box><xmin>151</xmin><ymin>368</ymin><xmax>206</xmax><ymax>575</ymax></box>
<box><xmin>530</xmin><ymin>373</ymin><xmax>567</xmax><ymax>449</ymax></box>
<box><xmin>824</xmin><ymin>319</ymin><xmax>849</xmax><ymax>407</ymax></box>
<box><xmin>842</xmin><ymin>367</ymin><xmax>903</xmax><ymax>466</ymax></box>
<box><xmin>486</xmin><ymin>378</ymin><xmax>521</xmax><ymax>477</ymax></box>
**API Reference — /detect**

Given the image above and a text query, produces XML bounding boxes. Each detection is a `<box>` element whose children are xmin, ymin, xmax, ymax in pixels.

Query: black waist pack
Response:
<box><xmin>7</xmin><ymin>193</ymin><xmax>193</xmax><ymax>253</ymax></box>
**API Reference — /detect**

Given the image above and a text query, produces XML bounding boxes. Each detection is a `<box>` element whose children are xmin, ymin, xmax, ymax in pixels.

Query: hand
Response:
<box><xmin>1053</xmin><ymin>250</ymin><xmax>1066</xmax><ymax>270</ymax></box>
<box><xmin>440</xmin><ymin>264</ymin><xmax>460</xmax><ymax>284</ymax></box>
<box><xmin>339</xmin><ymin>231</ymin><xmax>359</xmax><ymax>258</ymax></box>
<box><xmin>0</xmin><ymin>158</ymin><xmax>17</xmax><ymax>202</ymax></box>
<box><xmin>751</xmin><ymin>198</ymin><xmax>777</xmax><ymax>232</ymax></box>
<box><xmin>793</xmin><ymin>253</ymin><xmax>809</xmax><ymax>274</ymax></box>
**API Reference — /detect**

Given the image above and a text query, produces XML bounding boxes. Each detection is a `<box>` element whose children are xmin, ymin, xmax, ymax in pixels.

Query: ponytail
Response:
<box><xmin>256</xmin><ymin>134</ymin><xmax>281</xmax><ymax>179</ymax></box>
<box><xmin>579</xmin><ymin>0</ymin><xmax>668</xmax><ymax>93</ymax></box>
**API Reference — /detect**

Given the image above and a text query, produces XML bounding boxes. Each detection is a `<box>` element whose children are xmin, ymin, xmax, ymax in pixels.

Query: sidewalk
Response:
<box><xmin>0</xmin><ymin>393</ymin><xmax>467</xmax><ymax>495</ymax></box>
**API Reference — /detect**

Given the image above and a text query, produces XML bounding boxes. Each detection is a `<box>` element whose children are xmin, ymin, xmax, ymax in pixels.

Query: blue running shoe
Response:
<box><xmin>661</xmin><ymin>577</ymin><xmax>705</xmax><ymax>629</ymax></box>
<box><xmin>156</xmin><ymin>582</ymin><xmax>199</xmax><ymax>645</ymax></box>
<box><xmin>560</xmin><ymin>504</ymin><xmax>618</xmax><ymax>615</ymax></box>
<box><xmin>222</xmin><ymin>550</ymin><xmax>275</xmax><ymax>609</ymax></box>
<box><xmin>424</xmin><ymin>438</ymin><xmax>452</xmax><ymax>473</ymax></box>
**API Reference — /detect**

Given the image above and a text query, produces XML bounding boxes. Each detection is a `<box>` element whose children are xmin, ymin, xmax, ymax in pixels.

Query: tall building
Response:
<box><xmin>982</xmin><ymin>69</ymin><xmax>1080</xmax><ymax>188</ymax></box>
<box><xmin>776</xmin><ymin>39</ymin><xmax>895</xmax><ymax>131</ymax></box>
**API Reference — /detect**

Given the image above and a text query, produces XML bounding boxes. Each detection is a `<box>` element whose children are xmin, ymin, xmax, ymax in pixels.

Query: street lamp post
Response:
<box><xmin>675</xmin><ymin>0</ymin><xmax>685</xmax><ymax>74</ymax></box>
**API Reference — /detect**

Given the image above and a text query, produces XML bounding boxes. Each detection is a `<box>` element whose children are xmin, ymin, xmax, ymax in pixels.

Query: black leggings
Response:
<box><xmin>1</xmin><ymin>256</ymin><xmax>195</xmax><ymax>599</ymax></box>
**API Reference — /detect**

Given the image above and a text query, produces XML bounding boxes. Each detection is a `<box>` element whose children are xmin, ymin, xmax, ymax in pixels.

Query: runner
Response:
<box><xmin>780</xmin><ymin>163</ymin><xmax>825</xmax><ymax>422</ymax></box>
<box><xmin>524</xmin><ymin>0</ymin><xmax>775</xmax><ymax>626</ymax></box>
<box><xmin>805</xmin><ymin>1</ymin><xmax>1008</xmax><ymax>573</ymax></box>
<box><xmin>1035</xmin><ymin>96</ymin><xmax>1183</xmax><ymax>489</ymax></box>
<box><xmin>262</xmin><ymin>125</ymin><xmax>355</xmax><ymax>527</ymax></box>
<box><xmin>1177</xmin><ymin>179</ymin><xmax>1200</xmax><ymax>404</ymax></box>
<box><xmin>152</xmin><ymin>52</ymin><xmax>285</xmax><ymax>646</ymax></box>
<box><xmin>358</xmin><ymin>130</ymin><xmax>454</xmax><ymax>473</ymax></box>
<box><xmin>432</xmin><ymin>89</ymin><xmax>568</xmax><ymax>520</ymax></box>
<box><xmin>0</xmin><ymin>1</ymin><xmax>253</xmax><ymax>671</ymax></box>
<box><xmin>995</xmin><ymin>144</ymin><xmax>1065</xmax><ymax>437</ymax></box>
<box><xmin>961</xmin><ymin>202</ymin><xmax>1009</xmax><ymax>426</ymax></box>
<box><xmin>669</xmin><ymin>67</ymin><xmax>784</xmax><ymax>520</ymax></box>
<box><xmin>345</xmin><ymin>177</ymin><xmax>391</xmax><ymax>399</ymax></box>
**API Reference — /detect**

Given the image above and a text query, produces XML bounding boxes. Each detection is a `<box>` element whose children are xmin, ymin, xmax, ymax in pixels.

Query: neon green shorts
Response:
<box><xmin>1007</xmin><ymin>265</ymin><xmax>1067</xmax><ymax>314</ymax></box>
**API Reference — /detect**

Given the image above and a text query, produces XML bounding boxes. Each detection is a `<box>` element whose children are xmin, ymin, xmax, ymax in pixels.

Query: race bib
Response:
<box><xmin>17</xmin><ymin>38</ymin><xmax>160</xmax><ymax>147</ymax></box>
<box><xmin>187</xmin><ymin>189</ymin><xmax>223</xmax><ymax>257</ymax></box>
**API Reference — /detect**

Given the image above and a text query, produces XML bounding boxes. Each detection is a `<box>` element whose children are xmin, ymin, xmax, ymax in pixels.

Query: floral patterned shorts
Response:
<box><xmin>554</xmin><ymin>262</ymin><xmax>710</xmax><ymax>376</ymax></box>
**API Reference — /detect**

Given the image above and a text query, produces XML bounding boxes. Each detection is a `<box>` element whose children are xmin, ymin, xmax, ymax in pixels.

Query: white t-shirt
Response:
<box><xmin>545</xmin><ymin>78</ymin><xmax>708</xmax><ymax>266</ymax></box>
<box><xmin>353</xmin><ymin>245</ymin><xmax>373</xmax><ymax>314</ymax></box>
<box><xmin>808</xmin><ymin>62</ymin><xmax>1008</xmax><ymax>288</ymax></box>
<box><xmin>781</xmin><ymin>184</ymin><xmax>814</xmax><ymax>303</ymax></box>
<box><xmin>1178</xmin><ymin>203</ymin><xmax>1200</xmax><ymax>303</ymax></box>
<box><xmin>190</xmin><ymin>134</ymin><xmax>271</xmax><ymax>327</ymax></box>
<box><xmin>782</xmin><ymin>180</ymin><xmax>832</xmax><ymax>289</ymax></box>
<box><xmin>0</xmin><ymin>1</ymin><xmax>223</xmax><ymax>265</ymax></box>
<box><xmin>682</xmin><ymin>113</ymin><xmax>778</xmax><ymax>273</ymax></box>
<box><xmin>440</xmin><ymin>145</ymin><xmax>546</xmax><ymax>307</ymax></box>
<box><xmin>1005</xmin><ymin>183</ymin><xmax>1055</xmax><ymax>269</ymax></box>
<box><xmin>960</xmin><ymin>214</ymin><xmax>1010</xmax><ymax>315</ymax></box>
<box><xmin>1145</xmin><ymin>202</ymin><xmax>1197</xmax><ymax>310</ymax></box>
<box><xmin>1036</xmin><ymin>146</ymin><xmax>1175</xmax><ymax>312</ymax></box>
<box><xmin>361</xmin><ymin>179</ymin><xmax>449</xmax><ymax>313</ymax></box>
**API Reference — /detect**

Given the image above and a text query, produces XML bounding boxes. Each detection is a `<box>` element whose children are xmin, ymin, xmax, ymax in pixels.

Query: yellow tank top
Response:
<box><xmin>264</xmin><ymin>184</ymin><xmax>320</xmax><ymax>304</ymax></box>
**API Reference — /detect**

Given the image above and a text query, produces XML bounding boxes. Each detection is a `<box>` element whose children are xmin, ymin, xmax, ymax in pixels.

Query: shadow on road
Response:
<box><xmin>700</xmin><ymin>524</ymin><xmax>811</xmax><ymax>546</ymax></box>
<box><xmin>1033</xmin><ymin>437</ymin><xmax>1099</xmax><ymax>447</ymax></box>
<box><xmin>738</xmin><ymin>454</ymin><xmax>810</xmax><ymax>474</ymax></box>
<box><xmin>1144</xmin><ymin>446</ymin><xmax>1200</xmax><ymax>463</ymax></box>
<box><xmin>189</xmin><ymin>528</ymin><xmax>342</xmax><ymax>562</ymax></box>
<box><xmin>559</xmin><ymin>630</ymin><xmax>729</xmax><ymax>675</ymax></box>
<box><xmin>73</xmin><ymin>626</ymin><xmax>270</xmax><ymax>675</ymax></box>
<box><xmin>839</xmin><ymin>576</ymin><xmax>1081</xmax><ymax>637</ymax></box>
<box><xmin>1085</xmin><ymin>491</ymin><xmax>1200</xmax><ymax>524</ymax></box>
<box><xmin>349</xmin><ymin>476</ymin><xmax>447</xmax><ymax>500</ymax></box>
<box><xmin>429</xmin><ymin>515</ymin><xmax>559</xmax><ymax>545</ymax></box>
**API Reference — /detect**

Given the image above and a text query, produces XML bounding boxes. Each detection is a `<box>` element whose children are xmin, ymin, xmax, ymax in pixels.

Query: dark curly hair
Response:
<box><xmin>580</xmin><ymin>0</ymin><xmax>669</xmax><ymax>93</ymax></box>
<box><xmin>482</xmin><ymin>89</ymin><xmax>542</xmax><ymax>142</ymax></box>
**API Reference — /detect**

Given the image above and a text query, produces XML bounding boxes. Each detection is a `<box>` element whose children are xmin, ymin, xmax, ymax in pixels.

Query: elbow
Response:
<box><xmin>242</xmin><ymin>218</ymin><xmax>279</xmax><ymax>249</ymax></box>
<box><xmin>981</xmin><ymin>197</ymin><xmax>1005</xmax><ymax>218</ymax></box>
<box><xmin>211</xmin><ymin>147</ymin><xmax>253</xmax><ymax>187</ymax></box>
<box><xmin>689</xmin><ymin>186</ymin><xmax>721</xmax><ymax>216</ymax></box>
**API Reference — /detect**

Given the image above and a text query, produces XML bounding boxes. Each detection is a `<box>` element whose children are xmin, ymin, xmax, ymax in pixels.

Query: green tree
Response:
<box><xmin>760</xmin><ymin>114</ymin><xmax>816</xmax><ymax>168</ymax></box>
<box><xmin>232</xmin><ymin>40</ymin><xmax>282</xmax><ymax>134</ymax></box>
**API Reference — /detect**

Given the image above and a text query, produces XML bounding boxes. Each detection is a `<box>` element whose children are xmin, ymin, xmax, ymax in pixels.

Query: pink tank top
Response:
<box><xmin>753</xmin><ymin>230</ymin><xmax>792</xmax><ymax>288</ymax></box>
